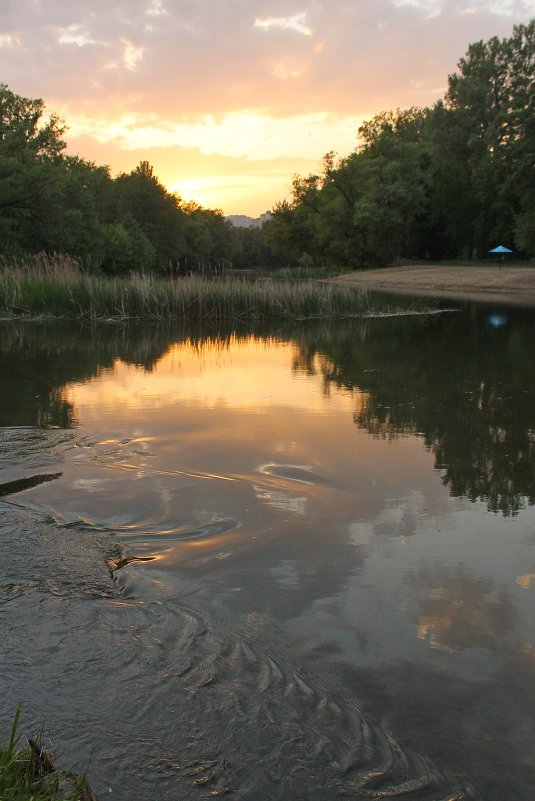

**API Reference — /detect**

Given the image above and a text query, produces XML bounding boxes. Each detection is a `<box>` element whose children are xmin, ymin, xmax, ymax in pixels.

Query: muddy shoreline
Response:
<box><xmin>327</xmin><ymin>264</ymin><xmax>535</xmax><ymax>307</ymax></box>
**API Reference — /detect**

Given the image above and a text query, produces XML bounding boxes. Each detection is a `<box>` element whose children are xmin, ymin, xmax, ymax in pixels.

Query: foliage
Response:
<box><xmin>0</xmin><ymin>20</ymin><xmax>532</xmax><ymax>272</ymax></box>
<box><xmin>0</xmin><ymin>84</ymin><xmax>66</xmax><ymax>254</ymax></box>
<box><xmin>0</xmin><ymin>89</ymin><xmax>244</xmax><ymax>272</ymax></box>
<box><xmin>266</xmin><ymin>20</ymin><xmax>534</xmax><ymax>267</ymax></box>
<box><xmin>0</xmin><ymin>707</ymin><xmax>92</xmax><ymax>800</ymax></box>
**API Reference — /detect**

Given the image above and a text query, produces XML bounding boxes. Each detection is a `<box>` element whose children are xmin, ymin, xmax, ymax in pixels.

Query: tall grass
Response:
<box><xmin>0</xmin><ymin>254</ymin><xmax>430</xmax><ymax>320</ymax></box>
<box><xmin>270</xmin><ymin>265</ymin><xmax>348</xmax><ymax>281</ymax></box>
<box><xmin>0</xmin><ymin>707</ymin><xmax>92</xmax><ymax>801</ymax></box>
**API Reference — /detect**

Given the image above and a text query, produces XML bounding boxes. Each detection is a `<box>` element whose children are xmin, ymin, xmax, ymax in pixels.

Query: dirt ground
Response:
<box><xmin>328</xmin><ymin>264</ymin><xmax>535</xmax><ymax>307</ymax></box>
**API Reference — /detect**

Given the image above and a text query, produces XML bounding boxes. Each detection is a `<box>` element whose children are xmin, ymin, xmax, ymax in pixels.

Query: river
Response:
<box><xmin>1</xmin><ymin>305</ymin><xmax>534</xmax><ymax>800</ymax></box>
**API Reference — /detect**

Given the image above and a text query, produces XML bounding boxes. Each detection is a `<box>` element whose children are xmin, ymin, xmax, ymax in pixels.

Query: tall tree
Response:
<box><xmin>0</xmin><ymin>84</ymin><xmax>67</xmax><ymax>252</ymax></box>
<box><xmin>112</xmin><ymin>162</ymin><xmax>187</xmax><ymax>270</ymax></box>
<box><xmin>445</xmin><ymin>21</ymin><xmax>535</xmax><ymax>254</ymax></box>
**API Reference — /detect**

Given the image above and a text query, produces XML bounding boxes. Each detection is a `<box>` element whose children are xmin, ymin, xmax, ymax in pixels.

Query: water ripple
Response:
<box><xmin>258</xmin><ymin>462</ymin><xmax>328</xmax><ymax>485</ymax></box>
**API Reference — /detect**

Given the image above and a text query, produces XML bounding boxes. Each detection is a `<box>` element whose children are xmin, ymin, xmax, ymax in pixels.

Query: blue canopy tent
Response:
<box><xmin>489</xmin><ymin>245</ymin><xmax>512</xmax><ymax>267</ymax></box>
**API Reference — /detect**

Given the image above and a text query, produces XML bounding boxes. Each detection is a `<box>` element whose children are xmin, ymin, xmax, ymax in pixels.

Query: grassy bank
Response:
<box><xmin>0</xmin><ymin>709</ymin><xmax>94</xmax><ymax>801</ymax></box>
<box><xmin>0</xmin><ymin>256</ymin><xmax>433</xmax><ymax>321</ymax></box>
<box><xmin>270</xmin><ymin>265</ymin><xmax>348</xmax><ymax>281</ymax></box>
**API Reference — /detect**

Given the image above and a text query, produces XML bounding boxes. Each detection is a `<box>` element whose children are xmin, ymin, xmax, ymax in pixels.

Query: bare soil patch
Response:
<box><xmin>328</xmin><ymin>265</ymin><xmax>535</xmax><ymax>307</ymax></box>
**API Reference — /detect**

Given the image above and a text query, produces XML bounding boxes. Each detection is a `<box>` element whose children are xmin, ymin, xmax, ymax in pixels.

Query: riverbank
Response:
<box><xmin>327</xmin><ymin>264</ymin><xmax>535</xmax><ymax>307</ymax></box>
<box><xmin>0</xmin><ymin>708</ymin><xmax>97</xmax><ymax>801</ymax></box>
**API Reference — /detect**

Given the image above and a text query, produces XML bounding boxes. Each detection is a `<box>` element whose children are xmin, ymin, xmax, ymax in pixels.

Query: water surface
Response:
<box><xmin>1</xmin><ymin>309</ymin><xmax>534</xmax><ymax>800</ymax></box>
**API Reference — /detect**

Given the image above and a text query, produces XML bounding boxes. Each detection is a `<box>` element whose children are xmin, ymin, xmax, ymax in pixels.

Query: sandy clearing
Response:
<box><xmin>327</xmin><ymin>265</ymin><xmax>535</xmax><ymax>307</ymax></box>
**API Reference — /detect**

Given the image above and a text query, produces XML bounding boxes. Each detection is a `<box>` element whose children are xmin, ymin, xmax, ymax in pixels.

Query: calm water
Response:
<box><xmin>1</xmin><ymin>307</ymin><xmax>534</xmax><ymax>800</ymax></box>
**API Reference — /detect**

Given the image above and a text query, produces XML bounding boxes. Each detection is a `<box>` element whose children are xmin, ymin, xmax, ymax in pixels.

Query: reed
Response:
<box><xmin>0</xmin><ymin>255</ymin><xmax>429</xmax><ymax>320</ymax></box>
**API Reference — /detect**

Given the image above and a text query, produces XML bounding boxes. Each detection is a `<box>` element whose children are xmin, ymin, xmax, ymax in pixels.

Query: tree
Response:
<box><xmin>181</xmin><ymin>202</ymin><xmax>237</xmax><ymax>269</ymax></box>
<box><xmin>0</xmin><ymin>84</ymin><xmax>67</xmax><ymax>252</ymax></box>
<box><xmin>445</xmin><ymin>21</ymin><xmax>535</xmax><ymax>255</ymax></box>
<box><xmin>0</xmin><ymin>83</ymin><xmax>66</xmax><ymax>160</ymax></box>
<box><xmin>21</xmin><ymin>157</ymin><xmax>114</xmax><ymax>262</ymax></box>
<box><xmin>352</xmin><ymin>111</ymin><xmax>432</xmax><ymax>263</ymax></box>
<box><xmin>112</xmin><ymin>162</ymin><xmax>187</xmax><ymax>270</ymax></box>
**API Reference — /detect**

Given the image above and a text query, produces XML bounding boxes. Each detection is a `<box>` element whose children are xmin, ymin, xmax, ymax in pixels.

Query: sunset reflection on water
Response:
<box><xmin>1</xmin><ymin>315</ymin><xmax>535</xmax><ymax>801</ymax></box>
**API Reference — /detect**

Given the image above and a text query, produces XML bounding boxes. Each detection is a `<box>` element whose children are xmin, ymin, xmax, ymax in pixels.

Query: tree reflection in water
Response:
<box><xmin>290</xmin><ymin>307</ymin><xmax>535</xmax><ymax>516</ymax></box>
<box><xmin>1</xmin><ymin>310</ymin><xmax>535</xmax><ymax>800</ymax></box>
<box><xmin>2</xmin><ymin>304</ymin><xmax>534</xmax><ymax>516</ymax></box>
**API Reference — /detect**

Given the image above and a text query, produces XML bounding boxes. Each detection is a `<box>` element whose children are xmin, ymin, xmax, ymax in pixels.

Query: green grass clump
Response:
<box><xmin>0</xmin><ymin>708</ymin><xmax>93</xmax><ymax>801</ymax></box>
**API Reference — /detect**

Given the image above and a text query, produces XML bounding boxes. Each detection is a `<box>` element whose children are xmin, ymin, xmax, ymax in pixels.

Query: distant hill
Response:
<box><xmin>226</xmin><ymin>212</ymin><xmax>272</xmax><ymax>228</ymax></box>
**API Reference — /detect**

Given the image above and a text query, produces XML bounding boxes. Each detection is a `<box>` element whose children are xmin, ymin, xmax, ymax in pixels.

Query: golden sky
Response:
<box><xmin>1</xmin><ymin>1</ymin><xmax>533</xmax><ymax>214</ymax></box>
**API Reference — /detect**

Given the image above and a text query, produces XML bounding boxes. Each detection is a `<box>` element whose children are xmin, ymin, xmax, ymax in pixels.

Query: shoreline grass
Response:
<box><xmin>0</xmin><ymin>256</ymin><xmax>435</xmax><ymax>321</ymax></box>
<box><xmin>0</xmin><ymin>708</ymin><xmax>95</xmax><ymax>801</ymax></box>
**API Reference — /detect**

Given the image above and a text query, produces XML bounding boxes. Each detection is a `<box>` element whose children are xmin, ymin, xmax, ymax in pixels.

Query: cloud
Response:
<box><xmin>1</xmin><ymin>0</ymin><xmax>533</xmax><ymax>212</ymax></box>
<box><xmin>122</xmin><ymin>38</ymin><xmax>143</xmax><ymax>70</ymax></box>
<box><xmin>57</xmin><ymin>24</ymin><xmax>96</xmax><ymax>46</ymax></box>
<box><xmin>64</xmin><ymin>109</ymin><xmax>363</xmax><ymax>161</ymax></box>
<box><xmin>146</xmin><ymin>0</ymin><xmax>168</xmax><ymax>17</ymax></box>
<box><xmin>254</xmin><ymin>12</ymin><xmax>313</xmax><ymax>35</ymax></box>
<box><xmin>392</xmin><ymin>0</ymin><xmax>443</xmax><ymax>17</ymax></box>
<box><xmin>3</xmin><ymin>0</ymin><xmax>533</xmax><ymax>119</ymax></box>
<box><xmin>0</xmin><ymin>33</ymin><xmax>17</xmax><ymax>47</ymax></box>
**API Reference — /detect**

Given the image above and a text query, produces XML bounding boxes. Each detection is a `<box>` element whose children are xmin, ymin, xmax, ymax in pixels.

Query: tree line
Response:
<box><xmin>0</xmin><ymin>19</ymin><xmax>533</xmax><ymax>272</ymax></box>
<box><xmin>265</xmin><ymin>19</ymin><xmax>534</xmax><ymax>267</ymax></box>
<box><xmin>0</xmin><ymin>90</ymin><xmax>242</xmax><ymax>273</ymax></box>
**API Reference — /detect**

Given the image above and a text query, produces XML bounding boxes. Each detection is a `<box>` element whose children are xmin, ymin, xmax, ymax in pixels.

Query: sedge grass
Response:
<box><xmin>0</xmin><ymin>708</ymin><xmax>92</xmax><ymax>801</ymax></box>
<box><xmin>0</xmin><ymin>256</ymin><xmax>433</xmax><ymax>321</ymax></box>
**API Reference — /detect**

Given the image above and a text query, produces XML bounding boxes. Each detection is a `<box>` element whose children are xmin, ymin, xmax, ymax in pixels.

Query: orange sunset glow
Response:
<box><xmin>1</xmin><ymin>1</ymin><xmax>532</xmax><ymax>214</ymax></box>
<box><xmin>64</xmin><ymin>336</ymin><xmax>364</xmax><ymax>416</ymax></box>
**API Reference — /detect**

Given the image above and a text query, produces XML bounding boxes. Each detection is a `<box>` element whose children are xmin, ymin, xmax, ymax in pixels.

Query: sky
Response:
<box><xmin>1</xmin><ymin>1</ymin><xmax>533</xmax><ymax>215</ymax></box>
